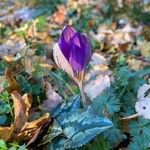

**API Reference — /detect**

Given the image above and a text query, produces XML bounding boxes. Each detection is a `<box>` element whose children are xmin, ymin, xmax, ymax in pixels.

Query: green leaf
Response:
<box><xmin>52</xmin><ymin>95</ymin><xmax>80</xmax><ymax>117</ymax></box>
<box><xmin>34</xmin><ymin>44</ymin><xmax>46</xmax><ymax>56</ymax></box>
<box><xmin>81</xmin><ymin>136</ymin><xmax>111</xmax><ymax>150</ymax></box>
<box><xmin>0</xmin><ymin>114</ymin><xmax>7</xmax><ymax>125</ymax></box>
<box><xmin>0</xmin><ymin>61</ymin><xmax>7</xmax><ymax>75</ymax></box>
<box><xmin>32</xmin><ymin>64</ymin><xmax>46</xmax><ymax>78</ymax></box>
<box><xmin>128</xmin><ymin>117</ymin><xmax>150</xmax><ymax>150</ymax></box>
<box><xmin>31</xmin><ymin>83</ymin><xmax>44</xmax><ymax>96</ymax></box>
<box><xmin>56</xmin><ymin>109</ymin><xmax>112</xmax><ymax>148</ymax></box>
<box><xmin>36</xmin><ymin>16</ymin><xmax>46</xmax><ymax>32</ymax></box>
<box><xmin>0</xmin><ymin>91</ymin><xmax>10</xmax><ymax>103</ymax></box>
<box><xmin>92</xmin><ymin>87</ymin><xmax>120</xmax><ymax>115</ymax></box>
<box><xmin>43</xmin><ymin>120</ymin><xmax>62</xmax><ymax>144</ymax></box>
<box><xmin>49</xmin><ymin>95</ymin><xmax>112</xmax><ymax>149</ymax></box>
<box><xmin>115</xmin><ymin>66</ymin><xmax>133</xmax><ymax>86</ymax></box>
<box><xmin>0</xmin><ymin>139</ymin><xmax>7</xmax><ymax>150</ymax></box>
<box><xmin>103</xmin><ymin>127</ymin><xmax>126</xmax><ymax>145</ymax></box>
<box><xmin>18</xmin><ymin>145</ymin><xmax>27</xmax><ymax>150</ymax></box>
<box><xmin>16</xmin><ymin>75</ymin><xmax>32</xmax><ymax>93</ymax></box>
<box><xmin>0</xmin><ymin>91</ymin><xmax>12</xmax><ymax>115</ymax></box>
<box><xmin>63</xmin><ymin>107</ymin><xmax>113</xmax><ymax>149</ymax></box>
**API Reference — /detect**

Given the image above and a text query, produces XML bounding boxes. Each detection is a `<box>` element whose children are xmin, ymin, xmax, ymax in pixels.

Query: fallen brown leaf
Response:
<box><xmin>15</xmin><ymin>113</ymin><xmax>49</xmax><ymax>141</ymax></box>
<box><xmin>0</xmin><ymin>126</ymin><xmax>13</xmax><ymax>141</ymax></box>
<box><xmin>11</xmin><ymin>91</ymin><xmax>28</xmax><ymax>135</ymax></box>
<box><xmin>53</xmin><ymin>5</ymin><xmax>66</xmax><ymax>25</ymax></box>
<box><xmin>0</xmin><ymin>91</ymin><xmax>50</xmax><ymax>144</ymax></box>
<box><xmin>26</xmin><ymin>126</ymin><xmax>42</xmax><ymax>147</ymax></box>
<box><xmin>5</xmin><ymin>68</ymin><xmax>20</xmax><ymax>93</ymax></box>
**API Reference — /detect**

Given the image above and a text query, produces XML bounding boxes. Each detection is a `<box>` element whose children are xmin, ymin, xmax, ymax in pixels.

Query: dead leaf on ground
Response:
<box><xmin>85</xmin><ymin>53</ymin><xmax>112</xmax><ymax>82</ymax></box>
<box><xmin>90</xmin><ymin>23</ymin><xmax>142</xmax><ymax>52</ymax></box>
<box><xmin>127</xmin><ymin>58</ymin><xmax>143</xmax><ymax>70</ymax></box>
<box><xmin>26</xmin><ymin>126</ymin><xmax>42</xmax><ymax>147</ymax></box>
<box><xmin>0</xmin><ymin>126</ymin><xmax>13</xmax><ymax>140</ymax></box>
<box><xmin>3</xmin><ymin>53</ymin><xmax>21</xmax><ymax>63</ymax></box>
<box><xmin>135</xmin><ymin>84</ymin><xmax>150</xmax><ymax>119</ymax></box>
<box><xmin>42</xmin><ymin>82</ymin><xmax>62</xmax><ymax>112</ymax></box>
<box><xmin>90</xmin><ymin>53</ymin><xmax>108</xmax><ymax>66</ymax></box>
<box><xmin>0</xmin><ymin>91</ymin><xmax>50</xmax><ymax>144</ymax></box>
<box><xmin>84</xmin><ymin>74</ymin><xmax>111</xmax><ymax>99</ymax></box>
<box><xmin>15</xmin><ymin>113</ymin><xmax>50</xmax><ymax>141</ymax></box>
<box><xmin>5</xmin><ymin>68</ymin><xmax>20</xmax><ymax>93</ymax></box>
<box><xmin>137</xmin><ymin>40</ymin><xmax>150</xmax><ymax>57</ymax></box>
<box><xmin>84</xmin><ymin>53</ymin><xmax>112</xmax><ymax>99</ymax></box>
<box><xmin>11</xmin><ymin>91</ymin><xmax>28</xmax><ymax>134</ymax></box>
<box><xmin>53</xmin><ymin>5</ymin><xmax>66</xmax><ymax>25</ymax></box>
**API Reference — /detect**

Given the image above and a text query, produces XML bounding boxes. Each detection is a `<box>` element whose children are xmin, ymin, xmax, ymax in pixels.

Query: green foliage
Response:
<box><xmin>0</xmin><ymin>91</ymin><xmax>12</xmax><ymax>115</ymax></box>
<box><xmin>0</xmin><ymin>25</ymin><xmax>11</xmax><ymax>39</ymax></box>
<box><xmin>114</xmin><ymin>66</ymin><xmax>146</xmax><ymax>116</ymax></box>
<box><xmin>47</xmin><ymin>95</ymin><xmax>112</xmax><ymax>149</ymax></box>
<box><xmin>92</xmin><ymin>87</ymin><xmax>120</xmax><ymax>115</ymax></box>
<box><xmin>0</xmin><ymin>140</ymin><xmax>26</xmax><ymax>150</ymax></box>
<box><xmin>81</xmin><ymin>136</ymin><xmax>111</xmax><ymax>150</ymax></box>
<box><xmin>36</xmin><ymin>16</ymin><xmax>46</xmax><ymax>32</ymax></box>
<box><xmin>16</xmin><ymin>75</ymin><xmax>32</xmax><ymax>93</ymax></box>
<box><xmin>0</xmin><ymin>61</ymin><xmax>8</xmax><ymax>74</ymax></box>
<box><xmin>34</xmin><ymin>44</ymin><xmax>46</xmax><ymax>56</ymax></box>
<box><xmin>103</xmin><ymin>126</ymin><xmax>126</xmax><ymax>145</ymax></box>
<box><xmin>91</xmin><ymin>64</ymin><xmax>148</xmax><ymax>148</ymax></box>
<box><xmin>128</xmin><ymin>117</ymin><xmax>150</xmax><ymax>150</ymax></box>
<box><xmin>0</xmin><ymin>139</ymin><xmax>7</xmax><ymax>150</ymax></box>
<box><xmin>32</xmin><ymin>64</ymin><xmax>47</xmax><ymax>78</ymax></box>
<box><xmin>0</xmin><ymin>114</ymin><xmax>7</xmax><ymax>125</ymax></box>
<box><xmin>16</xmin><ymin>74</ymin><xmax>45</xmax><ymax>103</ymax></box>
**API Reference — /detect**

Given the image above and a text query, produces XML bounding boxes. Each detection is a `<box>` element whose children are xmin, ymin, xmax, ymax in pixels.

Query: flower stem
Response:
<box><xmin>78</xmin><ymin>81</ymin><xmax>86</xmax><ymax>108</ymax></box>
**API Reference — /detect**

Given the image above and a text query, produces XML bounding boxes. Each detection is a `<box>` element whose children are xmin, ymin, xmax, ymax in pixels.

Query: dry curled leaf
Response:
<box><xmin>0</xmin><ymin>91</ymin><xmax>50</xmax><ymax>143</ymax></box>
<box><xmin>11</xmin><ymin>91</ymin><xmax>28</xmax><ymax>134</ymax></box>
<box><xmin>15</xmin><ymin>113</ymin><xmax>50</xmax><ymax>141</ymax></box>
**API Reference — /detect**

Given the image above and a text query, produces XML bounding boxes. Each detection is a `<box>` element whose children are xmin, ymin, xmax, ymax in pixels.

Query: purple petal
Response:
<box><xmin>69</xmin><ymin>33</ymin><xmax>92</xmax><ymax>73</ymax></box>
<box><xmin>58</xmin><ymin>25</ymin><xmax>76</xmax><ymax>60</ymax></box>
<box><xmin>81</xmin><ymin>34</ymin><xmax>92</xmax><ymax>67</ymax></box>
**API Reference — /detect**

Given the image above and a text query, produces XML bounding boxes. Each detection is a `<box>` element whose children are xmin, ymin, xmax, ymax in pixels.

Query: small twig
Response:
<box><xmin>120</xmin><ymin>113</ymin><xmax>138</xmax><ymax>120</ymax></box>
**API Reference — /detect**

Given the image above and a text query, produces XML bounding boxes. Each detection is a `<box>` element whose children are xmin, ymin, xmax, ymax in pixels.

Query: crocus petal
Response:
<box><xmin>80</xmin><ymin>34</ymin><xmax>92</xmax><ymax>68</ymax></box>
<box><xmin>53</xmin><ymin>43</ymin><xmax>74</xmax><ymax>78</ymax></box>
<box><xmin>58</xmin><ymin>25</ymin><xmax>76</xmax><ymax>60</ymax></box>
<box><xmin>69</xmin><ymin>33</ymin><xmax>92</xmax><ymax>73</ymax></box>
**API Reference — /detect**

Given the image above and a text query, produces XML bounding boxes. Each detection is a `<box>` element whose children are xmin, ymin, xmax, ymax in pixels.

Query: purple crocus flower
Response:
<box><xmin>55</xmin><ymin>25</ymin><xmax>92</xmax><ymax>75</ymax></box>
